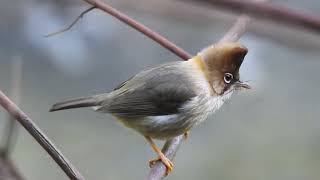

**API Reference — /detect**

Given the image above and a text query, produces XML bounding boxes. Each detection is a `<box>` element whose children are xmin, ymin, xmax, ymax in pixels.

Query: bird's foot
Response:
<box><xmin>149</xmin><ymin>155</ymin><xmax>173</xmax><ymax>175</ymax></box>
<box><xmin>145</xmin><ymin>136</ymin><xmax>174</xmax><ymax>175</ymax></box>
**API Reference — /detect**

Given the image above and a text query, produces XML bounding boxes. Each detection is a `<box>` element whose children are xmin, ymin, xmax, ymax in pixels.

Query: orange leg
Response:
<box><xmin>145</xmin><ymin>136</ymin><xmax>173</xmax><ymax>175</ymax></box>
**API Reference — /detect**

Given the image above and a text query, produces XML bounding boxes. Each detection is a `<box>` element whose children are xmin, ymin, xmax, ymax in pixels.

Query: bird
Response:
<box><xmin>50</xmin><ymin>42</ymin><xmax>250</xmax><ymax>175</ymax></box>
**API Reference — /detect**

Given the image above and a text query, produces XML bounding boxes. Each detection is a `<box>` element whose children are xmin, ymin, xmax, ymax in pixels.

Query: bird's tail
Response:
<box><xmin>50</xmin><ymin>95</ymin><xmax>104</xmax><ymax>112</ymax></box>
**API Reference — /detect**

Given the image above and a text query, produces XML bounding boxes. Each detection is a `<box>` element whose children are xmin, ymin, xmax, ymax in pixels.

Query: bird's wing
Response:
<box><xmin>97</xmin><ymin>62</ymin><xmax>197</xmax><ymax>118</ymax></box>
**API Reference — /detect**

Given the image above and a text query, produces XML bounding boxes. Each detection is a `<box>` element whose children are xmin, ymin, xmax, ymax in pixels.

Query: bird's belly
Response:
<box><xmin>114</xmin><ymin>93</ymin><xmax>226</xmax><ymax>139</ymax></box>
<box><xmin>116</xmin><ymin>114</ymin><xmax>200</xmax><ymax>140</ymax></box>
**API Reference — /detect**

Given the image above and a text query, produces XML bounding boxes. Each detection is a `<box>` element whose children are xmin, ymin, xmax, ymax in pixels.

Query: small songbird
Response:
<box><xmin>50</xmin><ymin>42</ymin><xmax>250</xmax><ymax>175</ymax></box>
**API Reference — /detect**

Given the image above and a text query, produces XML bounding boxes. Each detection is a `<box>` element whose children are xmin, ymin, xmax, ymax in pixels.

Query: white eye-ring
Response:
<box><xmin>224</xmin><ymin>73</ymin><xmax>233</xmax><ymax>84</ymax></box>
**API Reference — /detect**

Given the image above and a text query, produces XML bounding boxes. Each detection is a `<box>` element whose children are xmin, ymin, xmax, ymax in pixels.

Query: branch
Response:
<box><xmin>193</xmin><ymin>0</ymin><xmax>320</xmax><ymax>33</ymax></box>
<box><xmin>45</xmin><ymin>6</ymin><xmax>95</xmax><ymax>37</ymax></box>
<box><xmin>219</xmin><ymin>15</ymin><xmax>251</xmax><ymax>43</ymax></box>
<box><xmin>0</xmin><ymin>91</ymin><xmax>85</xmax><ymax>180</ymax></box>
<box><xmin>47</xmin><ymin>0</ymin><xmax>191</xmax><ymax>59</ymax></box>
<box><xmin>83</xmin><ymin>0</ymin><xmax>192</xmax><ymax>60</ymax></box>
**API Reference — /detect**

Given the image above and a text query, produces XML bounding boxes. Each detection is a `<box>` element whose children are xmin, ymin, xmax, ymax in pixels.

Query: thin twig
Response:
<box><xmin>219</xmin><ymin>15</ymin><xmax>251</xmax><ymax>42</ymax></box>
<box><xmin>45</xmin><ymin>6</ymin><xmax>95</xmax><ymax>37</ymax></box>
<box><xmin>192</xmin><ymin>0</ymin><xmax>320</xmax><ymax>33</ymax></box>
<box><xmin>0</xmin><ymin>91</ymin><xmax>85</xmax><ymax>180</ymax></box>
<box><xmin>1</xmin><ymin>57</ymin><xmax>23</xmax><ymax>158</ymax></box>
<box><xmin>81</xmin><ymin>0</ymin><xmax>191</xmax><ymax>60</ymax></box>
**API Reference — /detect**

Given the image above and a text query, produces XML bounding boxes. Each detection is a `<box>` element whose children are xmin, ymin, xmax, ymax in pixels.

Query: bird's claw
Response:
<box><xmin>149</xmin><ymin>156</ymin><xmax>173</xmax><ymax>175</ymax></box>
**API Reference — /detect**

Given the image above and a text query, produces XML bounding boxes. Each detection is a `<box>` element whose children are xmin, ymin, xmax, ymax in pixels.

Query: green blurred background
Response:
<box><xmin>1</xmin><ymin>0</ymin><xmax>320</xmax><ymax>179</ymax></box>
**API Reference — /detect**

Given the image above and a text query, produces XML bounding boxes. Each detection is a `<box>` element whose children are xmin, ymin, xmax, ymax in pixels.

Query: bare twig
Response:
<box><xmin>219</xmin><ymin>15</ymin><xmax>251</xmax><ymax>42</ymax></box>
<box><xmin>45</xmin><ymin>6</ymin><xmax>95</xmax><ymax>37</ymax></box>
<box><xmin>0</xmin><ymin>91</ymin><xmax>85</xmax><ymax>180</ymax></box>
<box><xmin>81</xmin><ymin>0</ymin><xmax>192</xmax><ymax>60</ymax></box>
<box><xmin>1</xmin><ymin>57</ymin><xmax>23</xmax><ymax>158</ymax></box>
<box><xmin>47</xmin><ymin>0</ymin><xmax>192</xmax><ymax>59</ymax></box>
<box><xmin>193</xmin><ymin>0</ymin><xmax>320</xmax><ymax>33</ymax></box>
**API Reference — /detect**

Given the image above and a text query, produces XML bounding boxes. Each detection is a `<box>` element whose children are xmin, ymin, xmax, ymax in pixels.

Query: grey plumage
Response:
<box><xmin>98</xmin><ymin>62</ymin><xmax>197</xmax><ymax>117</ymax></box>
<box><xmin>49</xmin><ymin>95</ymin><xmax>103</xmax><ymax>112</ymax></box>
<box><xmin>51</xmin><ymin>62</ymin><xmax>196</xmax><ymax>114</ymax></box>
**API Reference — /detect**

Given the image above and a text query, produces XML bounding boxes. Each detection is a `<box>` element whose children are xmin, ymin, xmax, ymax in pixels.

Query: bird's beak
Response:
<box><xmin>235</xmin><ymin>81</ymin><xmax>251</xmax><ymax>90</ymax></box>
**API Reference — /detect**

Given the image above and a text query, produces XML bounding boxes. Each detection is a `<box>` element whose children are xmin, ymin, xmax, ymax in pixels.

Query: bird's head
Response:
<box><xmin>198</xmin><ymin>42</ymin><xmax>250</xmax><ymax>96</ymax></box>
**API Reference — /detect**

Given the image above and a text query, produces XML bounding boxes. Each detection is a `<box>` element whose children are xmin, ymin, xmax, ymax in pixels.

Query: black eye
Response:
<box><xmin>224</xmin><ymin>73</ymin><xmax>233</xmax><ymax>84</ymax></box>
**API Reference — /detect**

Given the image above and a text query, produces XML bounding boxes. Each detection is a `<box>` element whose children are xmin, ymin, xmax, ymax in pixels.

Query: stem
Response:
<box><xmin>0</xmin><ymin>91</ymin><xmax>85</xmax><ymax>180</ymax></box>
<box><xmin>194</xmin><ymin>0</ymin><xmax>320</xmax><ymax>33</ymax></box>
<box><xmin>82</xmin><ymin>0</ymin><xmax>192</xmax><ymax>60</ymax></box>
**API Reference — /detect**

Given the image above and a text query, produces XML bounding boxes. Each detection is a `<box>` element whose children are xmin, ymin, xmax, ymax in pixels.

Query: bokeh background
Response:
<box><xmin>1</xmin><ymin>0</ymin><xmax>320</xmax><ymax>179</ymax></box>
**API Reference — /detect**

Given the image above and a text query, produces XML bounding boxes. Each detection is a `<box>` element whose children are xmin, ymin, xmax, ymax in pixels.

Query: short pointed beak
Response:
<box><xmin>235</xmin><ymin>81</ymin><xmax>251</xmax><ymax>90</ymax></box>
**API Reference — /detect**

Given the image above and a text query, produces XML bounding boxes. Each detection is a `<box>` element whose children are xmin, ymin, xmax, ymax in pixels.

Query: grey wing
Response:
<box><xmin>98</xmin><ymin>62</ymin><xmax>197</xmax><ymax>118</ymax></box>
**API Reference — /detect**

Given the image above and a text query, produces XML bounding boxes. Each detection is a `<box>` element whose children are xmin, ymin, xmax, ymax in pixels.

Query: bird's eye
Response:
<box><xmin>224</xmin><ymin>73</ymin><xmax>233</xmax><ymax>84</ymax></box>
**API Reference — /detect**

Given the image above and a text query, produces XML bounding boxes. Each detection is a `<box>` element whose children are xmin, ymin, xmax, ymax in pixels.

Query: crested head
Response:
<box><xmin>197</xmin><ymin>42</ymin><xmax>249</xmax><ymax>95</ymax></box>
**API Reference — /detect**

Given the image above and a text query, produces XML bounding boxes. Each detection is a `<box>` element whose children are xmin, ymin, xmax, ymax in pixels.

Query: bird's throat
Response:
<box><xmin>190</xmin><ymin>56</ymin><xmax>217</xmax><ymax>95</ymax></box>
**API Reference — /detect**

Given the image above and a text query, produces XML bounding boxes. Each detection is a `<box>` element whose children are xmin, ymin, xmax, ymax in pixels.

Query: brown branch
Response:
<box><xmin>81</xmin><ymin>0</ymin><xmax>191</xmax><ymax>60</ymax></box>
<box><xmin>192</xmin><ymin>0</ymin><xmax>320</xmax><ymax>33</ymax></box>
<box><xmin>0</xmin><ymin>91</ymin><xmax>85</xmax><ymax>180</ymax></box>
<box><xmin>219</xmin><ymin>15</ymin><xmax>251</xmax><ymax>42</ymax></box>
<box><xmin>45</xmin><ymin>6</ymin><xmax>96</xmax><ymax>37</ymax></box>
